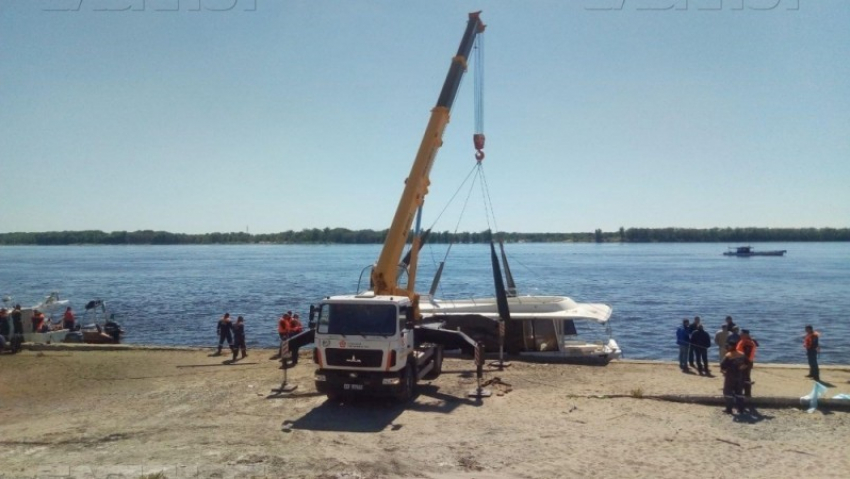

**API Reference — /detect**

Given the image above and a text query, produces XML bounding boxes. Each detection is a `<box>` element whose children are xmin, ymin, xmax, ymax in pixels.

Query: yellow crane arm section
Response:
<box><xmin>370</xmin><ymin>13</ymin><xmax>485</xmax><ymax>302</ymax></box>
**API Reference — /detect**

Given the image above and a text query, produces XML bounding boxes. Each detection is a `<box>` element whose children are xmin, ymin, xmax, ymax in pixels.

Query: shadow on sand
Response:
<box><xmin>279</xmin><ymin>384</ymin><xmax>484</xmax><ymax>433</ymax></box>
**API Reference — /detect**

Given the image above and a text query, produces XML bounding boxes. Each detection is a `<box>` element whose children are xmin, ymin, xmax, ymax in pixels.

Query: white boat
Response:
<box><xmin>2</xmin><ymin>294</ymin><xmax>122</xmax><ymax>345</ymax></box>
<box><xmin>420</xmin><ymin>294</ymin><xmax>622</xmax><ymax>364</ymax></box>
<box><xmin>11</xmin><ymin>292</ymin><xmax>72</xmax><ymax>344</ymax></box>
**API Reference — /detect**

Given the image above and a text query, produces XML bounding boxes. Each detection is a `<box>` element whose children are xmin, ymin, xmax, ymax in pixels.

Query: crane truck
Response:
<box><xmin>306</xmin><ymin>12</ymin><xmax>486</xmax><ymax>401</ymax></box>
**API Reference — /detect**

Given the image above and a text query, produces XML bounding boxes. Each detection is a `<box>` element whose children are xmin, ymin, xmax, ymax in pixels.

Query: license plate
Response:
<box><xmin>344</xmin><ymin>383</ymin><xmax>363</xmax><ymax>391</ymax></box>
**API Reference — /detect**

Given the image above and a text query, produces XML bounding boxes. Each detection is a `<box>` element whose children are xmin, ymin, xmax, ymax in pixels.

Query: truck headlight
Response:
<box><xmin>314</xmin><ymin>375</ymin><xmax>327</xmax><ymax>382</ymax></box>
<box><xmin>382</xmin><ymin>378</ymin><xmax>400</xmax><ymax>385</ymax></box>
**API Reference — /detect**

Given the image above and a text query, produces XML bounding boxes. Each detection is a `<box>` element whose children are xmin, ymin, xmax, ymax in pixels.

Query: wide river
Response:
<box><xmin>1</xmin><ymin>242</ymin><xmax>847</xmax><ymax>364</ymax></box>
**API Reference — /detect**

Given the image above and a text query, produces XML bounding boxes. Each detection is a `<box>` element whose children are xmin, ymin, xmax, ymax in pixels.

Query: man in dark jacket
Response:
<box><xmin>687</xmin><ymin>316</ymin><xmax>701</xmax><ymax>368</ymax></box>
<box><xmin>10</xmin><ymin>305</ymin><xmax>24</xmax><ymax>353</ymax></box>
<box><xmin>232</xmin><ymin>316</ymin><xmax>247</xmax><ymax>361</ymax></box>
<box><xmin>676</xmin><ymin>319</ymin><xmax>691</xmax><ymax>372</ymax></box>
<box><xmin>691</xmin><ymin>323</ymin><xmax>712</xmax><ymax>376</ymax></box>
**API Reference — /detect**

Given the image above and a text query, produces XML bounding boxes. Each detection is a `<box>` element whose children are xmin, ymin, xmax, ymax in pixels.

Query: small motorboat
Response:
<box><xmin>723</xmin><ymin>246</ymin><xmax>787</xmax><ymax>257</ymax></box>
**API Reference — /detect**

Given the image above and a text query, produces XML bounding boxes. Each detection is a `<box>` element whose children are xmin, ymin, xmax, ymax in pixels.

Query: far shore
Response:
<box><xmin>2</xmin><ymin>347</ymin><xmax>849</xmax><ymax>478</ymax></box>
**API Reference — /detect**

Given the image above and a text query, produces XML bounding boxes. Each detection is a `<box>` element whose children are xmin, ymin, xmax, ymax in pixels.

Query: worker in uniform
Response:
<box><xmin>690</xmin><ymin>323</ymin><xmax>712</xmax><ymax>376</ymax></box>
<box><xmin>720</xmin><ymin>342</ymin><xmax>750</xmax><ymax>415</ymax></box>
<box><xmin>687</xmin><ymin>316</ymin><xmax>701</xmax><ymax>369</ymax></box>
<box><xmin>232</xmin><ymin>316</ymin><xmax>247</xmax><ymax>361</ymax></box>
<box><xmin>736</xmin><ymin>329</ymin><xmax>757</xmax><ymax>397</ymax></box>
<box><xmin>803</xmin><ymin>325</ymin><xmax>820</xmax><ymax>382</ymax></box>
<box><xmin>62</xmin><ymin>307</ymin><xmax>76</xmax><ymax>330</ymax></box>
<box><xmin>10</xmin><ymin>305</ymin><xmax>24</xmax><ymax>353</ymax></box>
<box><xmin>278</xmin><ymin>312</ymin><xmax>292</xmax><ymax>342</ymax></box>
<box><xmin>215</xmin><ymin>313</ymin><xmax>234</xmax><ymax>356</ymax></box>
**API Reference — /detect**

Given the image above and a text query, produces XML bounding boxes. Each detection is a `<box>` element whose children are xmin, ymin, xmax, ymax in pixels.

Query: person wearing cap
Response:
<box><xmin>691</xmin><ymin>323</ymin><xmax>712</xmax><ymax>376</ymax></box>
<box><xmin>676</xmin><ymin>318</ymin><xmax>691</xmax><ymax>372</ymax></box>
<box><xmin>736</xmin><ymin>329</ymin><xmax>757</xmax><ymax>397</ymax></box>
<box><xmin>803</xmin><ymin>325</ymin><xmax>820</xmax><ymax>381</ymax></box>
<box><xmin>720</xmin><ymin>342</ymin><xmax>750</xmax><ymax>414</ymax></box>
<box><xmin>232</xmin><ymin>316</ymin><xmax>247</xmax><ymax>361</ymax></box>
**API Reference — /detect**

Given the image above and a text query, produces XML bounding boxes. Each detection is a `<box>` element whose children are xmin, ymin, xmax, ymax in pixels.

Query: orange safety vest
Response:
<box><xmin>736</xmin><ymin>338</ymin><xmax>757</xmax><ymax>361</ymax></box>
<box><xmin>803</xmin><ymin>332</ymin><xmax>819</xmax><ymax>350</ymax></box>
<box><xmin>33</xmin><ymin>313</ymin><xmax>45</xmax><ymax>331</ymax></box>
<box><xmin>290</xmin><ymin>318</ymin><xmax>303</xmax><ymax>334</ymax></box>
<box><xmin>278</xmin><ymin>317</ymin><xmax>290</xmax><ymax>334</ymax></box>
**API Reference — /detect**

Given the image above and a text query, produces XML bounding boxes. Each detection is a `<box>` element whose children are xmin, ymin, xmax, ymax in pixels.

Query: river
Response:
<box><xmin>1</xmin><ymin>242</ymin><xmax>847</xmax><ymax>364</ymax></box>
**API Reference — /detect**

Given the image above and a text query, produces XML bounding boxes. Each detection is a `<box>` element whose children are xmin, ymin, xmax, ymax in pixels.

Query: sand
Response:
<box><xmin>1</xmin><ymin>347</ymin><xmax>849</xmax><ymax>479</ymax></box>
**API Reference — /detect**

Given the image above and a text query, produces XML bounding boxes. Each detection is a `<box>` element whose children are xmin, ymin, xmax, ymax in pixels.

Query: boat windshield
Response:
<box><xmin>319</xmin><ymin>303</ymin><xmax>398</xmax><ymax>337</ymax></box>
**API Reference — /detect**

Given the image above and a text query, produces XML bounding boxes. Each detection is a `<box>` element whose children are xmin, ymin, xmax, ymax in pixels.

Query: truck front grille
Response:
<box><xmin>324</xmin><ymin>348</ymin><xmax>384</xmax><ymax>368</ymax></box>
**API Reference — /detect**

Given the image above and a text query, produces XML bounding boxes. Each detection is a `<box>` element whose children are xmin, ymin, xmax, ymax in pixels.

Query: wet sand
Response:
<box><xmin>1</xmin><ymin>347</ymin><xmax>849</xmax><ymax>478</ymax></box>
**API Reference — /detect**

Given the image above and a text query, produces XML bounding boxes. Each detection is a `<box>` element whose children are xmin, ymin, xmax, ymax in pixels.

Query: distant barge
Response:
<box><xmin>723</xmin><ymin>246</ymin><xmax>787</xmax><ymax>257</ymax></box>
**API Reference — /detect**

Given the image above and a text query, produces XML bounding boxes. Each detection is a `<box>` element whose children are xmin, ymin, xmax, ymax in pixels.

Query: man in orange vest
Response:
<box><xmin>278</xmin><ymin>313</ymin><xmax>292</xmax><ymax>341</ymax></box>
<box><xmin>803</xmin><ymin>325</ymin><xmax>820</xmax><ymax>381</ymax></box>
<box><xmin>736</xmin><ymin>329</ymin><xmax>758</xmax><ymax>397</ymax></box>
<box><xmin>62</xmin><ymin>307</ymin><xmax>76</xmax><ymax>330</ymax></box>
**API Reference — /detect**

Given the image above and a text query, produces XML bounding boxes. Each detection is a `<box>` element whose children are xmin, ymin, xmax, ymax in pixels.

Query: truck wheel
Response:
<box><xmin>423</xmin><ymin>346</ymin><xmax>443</xmax><ymax>380</ymax></box>
<box><xmin>396</xmin><ymin>363</ymin><xmax>416</xmax><ymax>402</ymax></box>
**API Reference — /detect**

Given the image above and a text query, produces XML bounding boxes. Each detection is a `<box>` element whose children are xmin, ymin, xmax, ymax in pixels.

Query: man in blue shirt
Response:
<box><xmin>676</xmin><ymin>318</ymin><xmax>691</xmax><ymax>372</ymax></box>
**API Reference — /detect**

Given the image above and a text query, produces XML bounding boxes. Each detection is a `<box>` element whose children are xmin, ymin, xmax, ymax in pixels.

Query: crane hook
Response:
<box><xmin>473</xmin><ymin>133</ymin><xmax>485</xmax><ymax>163</ymax></box>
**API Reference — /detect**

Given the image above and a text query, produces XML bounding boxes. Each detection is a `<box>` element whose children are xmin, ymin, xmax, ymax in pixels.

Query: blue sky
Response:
<box><xmin>1</xmin><ymin>0</ymin><xmax>847</xmax><ymax>234</ymax></box>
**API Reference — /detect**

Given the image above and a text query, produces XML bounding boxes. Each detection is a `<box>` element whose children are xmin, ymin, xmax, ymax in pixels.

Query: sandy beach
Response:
<box><xmin>1</xmin><ymin>347</ymin><xmax>849</xmax><ymax>479</ymax></box>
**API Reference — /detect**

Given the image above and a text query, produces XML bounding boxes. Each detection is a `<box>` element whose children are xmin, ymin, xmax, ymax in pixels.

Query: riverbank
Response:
<box><xmin>1</xmin><ymin>348</ymin><xmax>849</xmax><ymax>478</ymax></box>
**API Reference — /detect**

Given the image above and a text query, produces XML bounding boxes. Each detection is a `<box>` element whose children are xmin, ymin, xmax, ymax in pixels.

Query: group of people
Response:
<box><xmin>214</xmin><ymin>313</ymin><xmax>247</xmax><ymax>361</ymax></box>
<box><xmin>676</xmin><ymin>315</ymin><xmax>823</xmax><ymax>415</ymax></box>
<box><xmin>213</xmin><ymin>310</ymin><xmax>305</xmax><ymax>363</ymax></box>
<box><xmin>0</xmin><ymin>305</ymin><xmax>24</xmax><ymax>354</ymax></box>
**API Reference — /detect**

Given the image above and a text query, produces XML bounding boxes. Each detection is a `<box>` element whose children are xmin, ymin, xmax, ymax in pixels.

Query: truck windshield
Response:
<box><xmin>323</xmin><ymin>303</ymin><xmax>397</xmax><ymax>336</ymax></box>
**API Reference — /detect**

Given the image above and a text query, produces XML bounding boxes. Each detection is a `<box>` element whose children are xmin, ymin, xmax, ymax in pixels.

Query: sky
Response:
<box><xmin>1</xmin><ymin>0</ymin><xmax>848</xmax><ymax>235</ymax></box>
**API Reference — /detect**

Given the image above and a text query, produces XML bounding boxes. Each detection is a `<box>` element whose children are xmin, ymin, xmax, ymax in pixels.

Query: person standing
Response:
<box><xmin>726</xmin><ymin>326</ymin><xmax>740</xmax><ymax>348</ymax></box>
<box><xmin>290</xmin><ymin>313</ymin><xmax>303</xmax><ymax>335</ymax></box>
<box><xmin>676</xmin><ymin>318</ymin><xmax>691</xmax><ymax>372</ymax></box>
<box><xmin>0</xmin><ymin>308</ymin><xmax>9</xmax><ymax>340</ymax></box>
<box><xmin>691</xmin><ymin>323</ymin><xmax>712</xmax><ymax>376</ymax></box>
<box><xmin>724</xmin><ymin>316</ymin><xmax>736</xmax><ymax>332</ymax></box>
<box><xmin>803</xmin><ymin>325</ymin><xmax>820</xmax><ymax>381</ymax></box>
<box><xmin>0</xmin><ymin>308</ymin><xmax>8</xmax><ymax>353</ymax></box>
<box><xmin>232</xmin><ymin>316</ymin><xmax>247</xmax><ymax>361</ymax></box>
<box><xmin>10</xmin><ymin>305</ymin><xmax>23</xmax><ymax>353</ymax></box>
<box><xmin>278</xmin><ymin>312</ymin><xmax>292</xmax><ymax>342</ymax></box>
<box><xmin>720</xmin><ymin>343</ymin><xmax>750</xmax><ymax>414</ymax></box>
<box><xmin>736</xmin><ymin>329</ymin><xmax>757</xmax><ymax>397</ymax></box>
<box><xmin>62</xmin><ymin>307</ymin><xmax>76</xmax><ymax>330</ymax></box>
<box><xmin>215</xmin><ymin>313</ymin><xmax>234</xmax><ymax>356</ymax></box>
<box><xmin>687</xmin><ymin>316</ymin><xmax>701</xmax><ymax>369</ymax></box>
<box><xmin>714</xmin><ymin>325</ymin><xmax>730</xmax><ymax>362</ymax></box>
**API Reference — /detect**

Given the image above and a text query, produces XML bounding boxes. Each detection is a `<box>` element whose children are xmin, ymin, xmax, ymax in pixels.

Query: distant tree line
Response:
<box><xmin>0</xmin><ymin>227</ymin><xmax>847</xmax><ymax>246</ymax></box>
